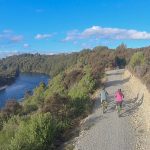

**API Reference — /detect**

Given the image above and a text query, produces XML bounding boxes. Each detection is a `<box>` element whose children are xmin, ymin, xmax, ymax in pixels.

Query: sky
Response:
<box><xmin>0</xmin><ymin>0</ymin><xmax>150</xmax><ymax>57</ymax></box>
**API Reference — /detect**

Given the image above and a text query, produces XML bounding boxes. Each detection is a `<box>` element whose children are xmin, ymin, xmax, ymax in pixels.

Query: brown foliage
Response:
<box><xmin>63</xmin><ymin>70</ymin><xmax>84</xmax><ymax>89</ymax></box>
<box><xmin>1</xmin><ymin>100</ymin><xmax>22</xmax><ymax>116</ymax></box>
<box><xmin>42</xmin><ymin>93</ymin><xmax>69</xmax><ymax>119</ymax></box>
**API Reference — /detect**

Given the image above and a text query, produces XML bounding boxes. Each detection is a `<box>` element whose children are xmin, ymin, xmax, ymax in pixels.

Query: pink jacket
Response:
<box><xmin>115</xmin><ymin>91</ymin><xmax>124</xmax><ymax>102</ymax></box>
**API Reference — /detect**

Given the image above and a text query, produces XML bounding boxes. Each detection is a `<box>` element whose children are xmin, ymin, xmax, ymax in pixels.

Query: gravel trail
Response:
<box><xmin>74</xmin><ymin>69</ymin><xmax>136</xmax><ymax>150</ymax></box>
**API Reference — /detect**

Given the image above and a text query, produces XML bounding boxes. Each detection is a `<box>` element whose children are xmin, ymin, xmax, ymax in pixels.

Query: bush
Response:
<box><xmin>68</xmin><ymin>70</ymin><xmax>95</xmax><ymax>117</ymax></box>
<box><xmin>32</xmin><ymin>82</ymin><xmax>47</xmax><ymax>104</ymax></box>
<box><xmin>69</xmin><ymin>72</ymin><xmax>95</xmax><ymax>99</ymax></box>
<box><xmin>134</xmin><ymin>65</ymin><xmax>148</xmax><ymax>77</ymax></box>
<box><xmin>9</xmin><ymin>113</ymin><xmax>59</xmax><ymax>150</ymax></box>
<box><xmin>23</xmin><ymin>103</ymin><xmax>38</xmax><ymax>114</ymax></box>
<box><xmin>0</xmin><ymin>116</ymin><xmax>22</xmax><ymax>150</ymax></box>
<box><xmin>22</xmin><ymin>82</ymin><xmax>47</xmax><ymax>113</ymax></box>
<box><xmin>1</xmin><ymin>100</ymin><xmax>22</xmax><ymax>117</ymax></box>
<box><xmin>129</xmin><ymin>52</ymin><xmax>146</xmax><ymax>68</ymax></box>
<box><xmin>42</xmin><ymin>93</ymin><xmax>69</xmax><ymax>120</ymax></box>
<box><xmin>69</xmin><ymin>98</ymin><xmax>92</xmax><ymax>118</ymax></box>
<box><xmin>45</xmin><ymin>74</ymin><xmax>66</xmax><ymax>99</ymax></box>
<box><xmin>63</xmin><ymin>70</ymin><xmax>83</xmax><ymax>89</ymax></box>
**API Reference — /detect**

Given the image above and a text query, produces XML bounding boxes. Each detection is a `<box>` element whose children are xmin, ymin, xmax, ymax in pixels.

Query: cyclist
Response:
<box><xmin>115</xmin><ymin>89</ymin><xmax>124</xmax><ymax>116</ymax></box>
<box><xmin>100</xmin><ymin>87</ymin><xmax>108</xmax><ymax>113</ymax></box>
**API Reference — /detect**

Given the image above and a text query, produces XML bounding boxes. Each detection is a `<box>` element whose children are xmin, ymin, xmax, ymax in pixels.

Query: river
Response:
<box><xmin>0</xmin><ymin>73</ymin><xmax>49</xmax><ymax>108</ymax></box>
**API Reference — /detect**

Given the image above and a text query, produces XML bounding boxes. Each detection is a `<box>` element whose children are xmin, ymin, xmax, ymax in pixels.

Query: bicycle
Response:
<box><xmin>102</xmin><ymin>100</ymin><xmax>108</xmax><ymax>113</ymax></box>
<box><xmin>116</xmin><ymin>101</ymin><xmax>123</xmax><ymax>117</ymax></box>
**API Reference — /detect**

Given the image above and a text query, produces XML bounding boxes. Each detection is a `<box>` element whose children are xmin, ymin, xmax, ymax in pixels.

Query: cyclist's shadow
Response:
<box><xmin>119</xmin><ymin>94</ymin><xmax>144</xmax><ymax>117</ymax></box>
<box><xmin>105</xmin><ymin>95</ymin><xmax>116</xmax><ymax>113</ymax></box>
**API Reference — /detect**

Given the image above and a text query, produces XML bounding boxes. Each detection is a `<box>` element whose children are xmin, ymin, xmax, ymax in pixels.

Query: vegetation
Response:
<box><xmin>129</xmin><ymin>52</ymin><xmax>146</xmax><ymax>68</ymax></box>
<box><xmin>0</xmin><ymin>44</ymin><xmax>150</xmax><ymax>149</ymax></box>
<box><xmin>0</xmin><ymin>66</ymin><xmax>96</xmax><ymax>149</ymax></box>
<box><xmin>129</xmin><ymin>50</ymin><xmax>150</xmax><ymax>91</ymax></box>
<box><xmin>0</xmin><ymin>53</ymin><xmax>100</xmax><ymax>149</ymax></box>
<box><xmin>0</xmin><ymin>66</ymin><xmax>19</xmax><ymax>87</ymax></box>
<box><xmin>9</xmin><ymin>113</ymin><xmax>59</xmax><ymax>150</ymax></box>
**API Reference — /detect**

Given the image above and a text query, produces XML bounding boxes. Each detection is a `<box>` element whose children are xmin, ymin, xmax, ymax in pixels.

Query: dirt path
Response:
<box><xmin>74</xmin><ymin>69</ymin><xmax>136</xmax><ymax>150</ymax></box>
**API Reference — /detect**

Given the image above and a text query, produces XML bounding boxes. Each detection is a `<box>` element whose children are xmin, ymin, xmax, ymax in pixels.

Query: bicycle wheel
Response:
<box><xmin>117</xmin><ymin>105</ymin><xmax>121</xmax><ymax>117</ymax></box>
<box><xmin>102</xmin><ymin>101</ymin><xmax>107</xmax><ymax>113</ymax></box>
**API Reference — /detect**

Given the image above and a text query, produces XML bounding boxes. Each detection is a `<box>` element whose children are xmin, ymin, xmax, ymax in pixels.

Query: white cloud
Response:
<box><xmin>10</xmin><ymin>35</ymin><xmax>23</xmax><ymax>42</ymax></box>
<box><xmin>63</xmin><ymin>30</ymin><xmax>79</xmax><ymax>41</ymax></box>
<box><xmin>23</xmin><ymin>43</ymin><xmax>29</xmax><ymax>48</ymax></box>
<box><xmin>0</xmin><ymin>30</ymin><xmax>23</xmax><ymax>43</ymax></box>
<box><xmin>64</xmin><ymin>26</ymin><xmax>150</xmax><ymax>41</ymax></box>
<box><xmin>35</xmin><ymin>34</ymin><xmax>52</xmax><ymax>39</ymax></box>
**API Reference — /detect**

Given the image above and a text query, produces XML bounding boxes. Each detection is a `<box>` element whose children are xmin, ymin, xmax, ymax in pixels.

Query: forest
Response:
<box><xmin>0</xmin><ymin>44</ymin><xmax>131</xmax><ymax>78</ymax></box>
<box><xmin>0</xmin><ymin>66</ymin><xmax>19</xmax><ymax>87</ymax></box>
<box><xmin>0</xmin><ymin>44</ymin><xmax>149</xmax><ymax>149</ymax></box>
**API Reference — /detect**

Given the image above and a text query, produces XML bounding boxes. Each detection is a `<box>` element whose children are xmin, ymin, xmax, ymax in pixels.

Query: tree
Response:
<box><xmin>116</xmin><ymin>43</ymin><xmax>127</xmax><ymax>51</ymax></box>
<box><xmin>129</xmin><ymin>52</ymin><xmax>145</xmax><ymax>68</ymax></box>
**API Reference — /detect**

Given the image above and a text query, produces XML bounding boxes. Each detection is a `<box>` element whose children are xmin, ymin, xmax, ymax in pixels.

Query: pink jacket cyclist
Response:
<box><xmin>115</xmin><ymin>89</ymin><xmax>124</xmax><ymax>102</ymax></box>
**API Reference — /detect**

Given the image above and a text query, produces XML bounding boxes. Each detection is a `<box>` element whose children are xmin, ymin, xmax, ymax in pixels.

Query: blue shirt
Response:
<box><xmin>100</xmin><ymin>90</ymin><xmax>108</xmax><ymax>102</ymax></box>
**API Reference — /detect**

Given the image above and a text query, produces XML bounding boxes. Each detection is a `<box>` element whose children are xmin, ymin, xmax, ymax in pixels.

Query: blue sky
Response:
<box><xmin>0</xmin><ymin>0</ymin><xmax>150</xmax><ymax>56</ymax></box>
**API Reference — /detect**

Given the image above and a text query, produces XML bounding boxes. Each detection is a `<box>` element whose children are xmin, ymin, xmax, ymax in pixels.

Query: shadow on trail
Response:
<box><xmin>82</xmin><ymin>115</ymin><xmax>107</xmax><ymax>131</ymax></box>
<box><xmin>106</xmin><ymin>72</ymin><xmax>123</xmax><ymax>76</ymax></box>
<box><xmin>93</xmin><ymin>97</ymin><xmax>101</xmax><ymax>112</ymax></box>
<box><xmin>101</xmin><ymin>93</ymin><xmax>144</xmax><ymax>116</ymax></box>
<box><xmin>120</xmin><ymin>94</ymin><xmax>144</xmax><ymax>117</ymax></box>
<box><xmin>106</xmin><ymin>104</ymin><xmax>116</xmax><ymax>113</ymax></box>
<box><xmin>95</xmin><ymin>94</ymin><xmax>116</xmax><ymax>114</ymax></box>
<box><xmin>105</xmin><ymin>76</ymin><xmax>131</xmax><ymax>88</ymax></box>
<box><xmin>123</xmin><ymin>93</ymin><xmax>139</xmax><ymax>105</ymax></box>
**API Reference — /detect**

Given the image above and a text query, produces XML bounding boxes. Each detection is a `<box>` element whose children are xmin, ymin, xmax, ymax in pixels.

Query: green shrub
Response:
<box><xmin>68</xmin><ymin>72</ymin><xmax>95</xmax><ymax>100</ymax></box>
<box><xmin>69</xmin><ymin>98</ymin><xmax>91</xmax><ymax>117</ymax></box>
<box><xmin>129</xmin><ymin>52</ymin><xmax>146</xmax><ymax>68</ymax></box>
<box><xmin>22</xmin><ymin>82</ymin><xmax>47</xmax><ymax>113</ymax></box>
<box><xmin>45</xmin><ymin>74</ymin><xmax>66</xmax><ymax>99</ymax></box>
<box><xmin>9</xmin><ymin>113</ymin><xmax>58</xmax><ymax>150</ymax></box>
<box><xmin>23</xmin><ymin>103</ymin><xmax>38</xmax><ymax>114</ymax></box>
<box><xmin>0</xmin><ymin>116</ymin><xmax>22</xmax><ymax>150</ymax></box>
<box><xmin>42</xmin><ymin>93</ymin><xmax>69</xmax><ymax>120</ymax></box>
<box><xmin>68</xmin><ymin>71</ymin><xmax>95</xmax><ymax>117</ymax></box>
<box><xmin>32</xmin><ymin>82</ymin><xmax>47</xmax><ymax>104</ymax></box>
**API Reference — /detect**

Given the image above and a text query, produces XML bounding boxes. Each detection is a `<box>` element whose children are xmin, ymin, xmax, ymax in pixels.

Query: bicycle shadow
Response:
<box><xmin>92</xmin><ymin>93</ymin><xmax>113</xmax><ymax>111</ymax></box>
<box><xmin>123</xmin><ymin>93</ymin><xmax>139</xmax><ymax>105</ymax></box>
<box><xmin>105</xmin><ymin>76</ymin><xmax>131</xmax><ymax>88</ymax></box>
<box><xmin>106</xmin><ymin>72</ymin><xmax>123</xmax><ymax>76</ymax></box>
<box><xmin>104</xmin><ymin>93</ymin><xmax>143</xmax><ymax>115</ymax></box>
<box><xmin>81</xmin><ymin>115</ymin><xmax>107</xmax><ymax>131</ymax></box>
<box><xmin>92</xmin><ymin>97</ymin><xmax>101</xmax><ymax>113</ymax></box>
<box><xmin>120</xmin><ymin>94</ymin><xmax>144</xmax><ymax>117</ymax></box>
<box><xmin>105</xmin><ymin>95</ymin><xmax>116</xmax><ymax>113</ymax></box>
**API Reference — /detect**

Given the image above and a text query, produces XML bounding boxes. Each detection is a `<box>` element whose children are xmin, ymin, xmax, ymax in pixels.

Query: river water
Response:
<box><xmin>0</xmin><ymin>73</ymin><xmax>49</xmax><ymax>108</ymax></box>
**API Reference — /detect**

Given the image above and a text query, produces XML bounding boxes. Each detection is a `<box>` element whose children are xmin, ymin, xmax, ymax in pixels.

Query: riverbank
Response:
<box><xmin>0</xmin><ymin>73</ymin><xmax>49</xmax><ymax>108</ymax></box>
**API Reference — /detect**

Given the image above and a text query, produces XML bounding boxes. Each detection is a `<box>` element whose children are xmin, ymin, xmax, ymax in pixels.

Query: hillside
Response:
<box><xmin>124</xmin><ymin>70</ymin><xmax>150</xmax><ymax>149</ymax></box>
<box><xmin>0</xmin><ymin>45</ymin><xmax>149</xmax><ymax>149</ymax></box>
